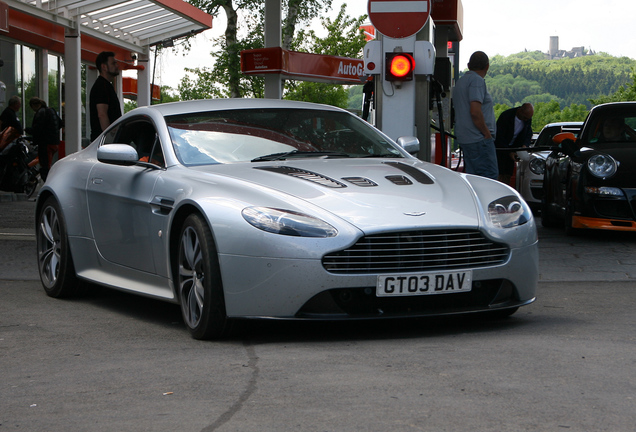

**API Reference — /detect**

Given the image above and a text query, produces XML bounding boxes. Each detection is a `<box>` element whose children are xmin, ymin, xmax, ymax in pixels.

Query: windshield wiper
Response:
<box><xmin>251</xmin><ymin>150</ymin><xmax>350</xmax><ymax>162</ymax></box>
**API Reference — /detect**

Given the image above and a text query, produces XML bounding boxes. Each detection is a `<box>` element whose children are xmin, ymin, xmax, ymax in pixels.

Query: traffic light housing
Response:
<box><xmin>385</xmin><ymin>52</ymin><xmax>415</xmax><ymax>82</ymax></box>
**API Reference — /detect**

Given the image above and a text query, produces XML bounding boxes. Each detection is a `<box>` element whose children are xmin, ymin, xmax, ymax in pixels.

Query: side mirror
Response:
<box><xmin>396</xmin><ymin>136</ymin><xmax>420</xmax><ymax>154</ymax></box>
<box><xmin>97</xmin><ymin>144</ymin><xmax>139</xmax><ymax>166</ymax></box>
<box><xmin>552</xmin><ymin>132</ymin><xmax>577</xmax><ymax>144</ymax></box>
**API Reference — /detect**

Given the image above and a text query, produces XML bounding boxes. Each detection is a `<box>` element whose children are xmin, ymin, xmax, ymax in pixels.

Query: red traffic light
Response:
<box><xmin>385</xmin><ymin>53</ymin><xmax>415</xmax><ymax>81</ymax></box>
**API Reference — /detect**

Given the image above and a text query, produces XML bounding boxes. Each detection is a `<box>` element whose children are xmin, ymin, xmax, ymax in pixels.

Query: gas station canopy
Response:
<box><xmin>5</xmin><ymin>0</ymin><xmax>213</xmax><ymax>54</ymax></box>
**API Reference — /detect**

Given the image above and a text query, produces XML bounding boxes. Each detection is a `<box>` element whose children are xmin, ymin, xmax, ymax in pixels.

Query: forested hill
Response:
<box><xmin>484</xmin><ymin>51</ymin><xmax>636</xmax><ymax>109</ymax></box>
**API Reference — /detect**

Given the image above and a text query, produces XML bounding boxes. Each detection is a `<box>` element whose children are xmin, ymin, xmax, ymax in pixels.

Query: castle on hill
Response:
<box><xmin>545</xmin><ymin>36</ymin><xmax>595</xmax><ymax>59</ymax></box>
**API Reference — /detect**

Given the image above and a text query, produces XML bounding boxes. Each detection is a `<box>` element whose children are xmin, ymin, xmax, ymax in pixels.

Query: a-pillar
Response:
<box><xmin>64</xmin><ymin>27</ymin><xmax>82</xmax><ymax>154</ymax></box>
<box><xmin>38</xmin><ymin>50</ymin><xmax>49</xmax><ymax>103</ymax></box>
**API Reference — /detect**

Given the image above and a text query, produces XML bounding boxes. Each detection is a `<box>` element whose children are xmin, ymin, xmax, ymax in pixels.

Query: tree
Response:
<box><xmin>283</xmin><ymin>3</ymin><xmax>367</xmax><ymax>107</ymax></box>
<box><xmin>589</xmin><ymin>70</ymin><xmax>636</xmax><ymax>105</ymax></box>
<box><xmin>486</xmin><ymin>53</ymin><xmax>636</xmax><ymax>109</ymax></box>
<box><xmin>181</xmin><ymin>0</ymin><xmax>334</xmax><ymax>99</ymax></box>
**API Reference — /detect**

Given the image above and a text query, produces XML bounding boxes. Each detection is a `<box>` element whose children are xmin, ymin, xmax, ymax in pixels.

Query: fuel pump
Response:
<box><xmin>363</xmin><ymin>38</ymin><xmax>435</xmax><ymax>149</ymax></box>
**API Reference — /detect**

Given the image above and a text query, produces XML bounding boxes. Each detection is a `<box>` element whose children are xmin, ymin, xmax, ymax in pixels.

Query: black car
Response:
<box><xmin>542</xmin><ymin>102</ymin><xmax>636</xmax><ymax>234</ymax></box>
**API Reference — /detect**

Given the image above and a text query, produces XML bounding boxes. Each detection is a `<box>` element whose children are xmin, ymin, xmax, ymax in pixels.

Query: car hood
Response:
<box><xmin>190</xmin><ymin>159</ymin><xmax>482</xmax><ymax>231</ymax></box>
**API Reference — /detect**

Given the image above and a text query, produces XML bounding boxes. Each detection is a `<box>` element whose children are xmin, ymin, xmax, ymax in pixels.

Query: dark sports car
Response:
<box><xmin>542</xmin><ymin>102</ymin><xmax>636</xmax><ymax>233</ymax></box>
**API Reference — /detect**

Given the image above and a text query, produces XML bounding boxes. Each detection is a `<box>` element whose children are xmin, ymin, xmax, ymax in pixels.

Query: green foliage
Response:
<box><xmin>124</xmin><ymin>100</ymin><xmax>137</xmax><ymax>113</ymax></box>
<box><xmin>589</xmin><ymin>70</ymin><xmax>636</xmax><ymax>105</ymax></box>
<box><xmin>290</xmin><ymin>3</ymin><xmax>367</xmax><ymax>57</ymax></box>
<box><xmin>348</xmin><ymin>85</ymin><xmax>363</xmax><ymax>112</ymax></box>
<box><xmin>487</xmin><ymin>53</ymin><xmax>636</xmax><ymax>131</ymax></box>
<box><xmin>284</xmin><ymin>3</ymin><xmax>367</xmax><ymax>107</ymax></box>
<box><xmin>486</xmin><ymin>52</ymin><xmax>636</xmax><ymax>108</ymax></box>
<box><xmin>284</xmin><ymin>82</ymin><xmax>349</xmax><ymax>107</ymax></box>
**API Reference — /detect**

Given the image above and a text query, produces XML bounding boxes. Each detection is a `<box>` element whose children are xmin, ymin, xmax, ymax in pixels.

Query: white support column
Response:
<box><xmin>39</xmin><ymin>50</ymin><xmax>49</xmax><ymax>103</ymax></box>
<box><xmin>264</xmin><ymin>0</ymin><xmax>282</xmax><ymax>99</ymax></box>
<box><xmin>115</xmin><ymin>74</ymin><xmax>124</xmax><ymax>114</ymax></box>
<box><xmin>137</xmin><ymin>52</ymin><xmax>151</xmax><ymax>107</ymax></box>
<box><xmin>64</xmin><ymin>27</ymin><xmax>82</xmax><ymax>154</ymax></box>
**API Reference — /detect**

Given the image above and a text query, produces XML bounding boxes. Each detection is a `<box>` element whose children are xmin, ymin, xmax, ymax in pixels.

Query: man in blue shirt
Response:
<box><xmin>453</xmin><ymin>51</ymin><xmax>498</xmax><ymax>180</ymax></box>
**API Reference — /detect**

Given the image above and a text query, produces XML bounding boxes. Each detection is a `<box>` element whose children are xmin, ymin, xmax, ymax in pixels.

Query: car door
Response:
<box><xmin>86</xmin><ymin>118</ymin><xmax>165</xmax><ymax>274</ymax></box>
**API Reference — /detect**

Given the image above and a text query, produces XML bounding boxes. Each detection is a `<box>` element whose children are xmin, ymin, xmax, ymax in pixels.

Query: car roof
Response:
<box><xmin>136</xmin><ymin>98</ymin><xmax>346</xmax><ymax>117</ymax></box>
<box><xmin>542</xmin><ymin>121</ymin><xmax>584</xmax><ymax>129</ymax></box>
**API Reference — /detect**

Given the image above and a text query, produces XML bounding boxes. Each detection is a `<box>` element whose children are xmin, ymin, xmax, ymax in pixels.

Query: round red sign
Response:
<box><xmin>367</xmin><ymin>0</ymin><xmax>431</xmax><ymax>39</ymax></box>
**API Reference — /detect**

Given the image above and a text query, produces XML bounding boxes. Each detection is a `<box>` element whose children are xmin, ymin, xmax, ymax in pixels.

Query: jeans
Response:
<box><xmin>459</xmin><ymin>138</ymin><xmax>499</xmax><ymax>180</ymax></box>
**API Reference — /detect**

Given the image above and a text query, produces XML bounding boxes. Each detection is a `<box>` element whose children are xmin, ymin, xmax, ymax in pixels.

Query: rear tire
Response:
<box><xmin>177</xmin><ymin>213</ymin><xmax>230</xmax><ymax>340</ymax></box>
<box><xmin>37</xmin><ymin>196</ymin><xmax>80</xmax><ymax>297</ymax></box>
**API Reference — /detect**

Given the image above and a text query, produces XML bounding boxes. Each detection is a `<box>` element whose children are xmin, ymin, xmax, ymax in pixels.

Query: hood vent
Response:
<box><xmin>255</xmin><ymin>166</ymin><xmax>347</xmax><ymax>188</ymax></box>
<box><xmin>385</xmin><ymin>175</ymin><xmax>413</xmax><ymax>185</ymax></box>
<box><xmin>383</xmin><ymin>161</ymin><xmax>434</xmax><ymax>184</ymax></box>
<box><xmin>342</xmin><ymin>177</ymin><xmax>378</xmax><ymax>187</ymax></box>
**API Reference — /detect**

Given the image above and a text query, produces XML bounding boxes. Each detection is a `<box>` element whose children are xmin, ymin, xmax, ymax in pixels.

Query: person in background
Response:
<box><xmin>0</xmin><ymin>95</ymin><xmax>23</xmax><ymax>135</ymax></box>
<box><xmin>453</xmin><ymin>51</ymin><xmax>498</xmax><ymax>180</ymax></box>
<box><xmin>27</xmin><ymin>97</ymin><xmax>61</xmax><ymax>181</ymax></box>
<box><xmin>89</xmin><ymin>51</ymin><xmax>121</xmax><ymax>141</ymax></box>
<box><xmin>494</xmin><ymin>103</ymin><xmax>534</xmax><ymax>185</ymax></box>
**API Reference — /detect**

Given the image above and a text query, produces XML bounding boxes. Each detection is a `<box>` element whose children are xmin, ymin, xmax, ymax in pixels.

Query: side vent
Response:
<box><xmin>254</xmin><ymin>166</ymin><xmax>348</xmax><ymax>188</ymax></box>
<box><xmin>342</xmin><ymin>177</ymin><xmax>378</xmax><ymax>187</ymax></box>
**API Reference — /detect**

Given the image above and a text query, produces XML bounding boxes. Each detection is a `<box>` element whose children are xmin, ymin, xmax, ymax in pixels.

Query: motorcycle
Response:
<box><xmin>0</xmin><ymin>136</ymin><xmax>40</xmax><ymax>198</ymax></box>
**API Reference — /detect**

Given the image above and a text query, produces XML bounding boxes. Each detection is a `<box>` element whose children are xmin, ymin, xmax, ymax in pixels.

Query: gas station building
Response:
<box><xmin>0</xmin><ymin>0</ymin><xmax>212</xmax><ymax>153</ymax></box>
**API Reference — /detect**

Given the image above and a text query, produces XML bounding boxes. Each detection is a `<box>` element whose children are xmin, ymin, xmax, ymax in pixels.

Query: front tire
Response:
<box><xmin>37</xmin><ymin>196</ymin><xmax>79</xmax><ymax>297</ymax></box>
<box><xmin>177</xmin><ymin>214</ymin><xmax>229</xmax><ymax>340</ymax></box>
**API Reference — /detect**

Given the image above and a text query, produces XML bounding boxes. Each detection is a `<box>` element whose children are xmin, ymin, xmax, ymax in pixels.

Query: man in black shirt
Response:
<box><xmin>89</xmin><ymin>51</ymin><xmax>122</xmax><ymax>141</ymax></box>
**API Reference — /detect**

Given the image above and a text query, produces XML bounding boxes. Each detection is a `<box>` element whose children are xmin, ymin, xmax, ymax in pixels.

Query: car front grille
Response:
<box><xmin>322</xmin><ymin>230</ymin><xmax>509</xmax><ymax>274</ymax></box>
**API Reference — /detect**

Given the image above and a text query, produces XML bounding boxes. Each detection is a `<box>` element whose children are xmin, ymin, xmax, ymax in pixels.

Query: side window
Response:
<box><xmin>102</xmin><ymin>124</ymin><xmax>120</xmax><ymax>145</ymax></box>
<box><xmin>101</xmin><ymin>119</ymin><xmax>165</xmax><ymax>167</ymax></box>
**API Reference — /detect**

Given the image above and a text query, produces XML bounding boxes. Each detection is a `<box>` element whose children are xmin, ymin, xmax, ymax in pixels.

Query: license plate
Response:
<box><xmin>377</xmin><ymin>270</ymin><xmax>472</xmax><ymax>297</ymax></box>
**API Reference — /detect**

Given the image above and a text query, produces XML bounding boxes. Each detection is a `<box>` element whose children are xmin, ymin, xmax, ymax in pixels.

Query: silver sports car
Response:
<box><xmin>36</xmin><ymin>99</ymin><xmax>538</xmax><ymax>339</ymax></box>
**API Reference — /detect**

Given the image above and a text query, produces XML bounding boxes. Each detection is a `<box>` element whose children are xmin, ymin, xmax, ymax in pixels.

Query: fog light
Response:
<box><xmin>584</xmin><ymin>186</ymin><xmax>624</xmax><ymax>196</ymax></box>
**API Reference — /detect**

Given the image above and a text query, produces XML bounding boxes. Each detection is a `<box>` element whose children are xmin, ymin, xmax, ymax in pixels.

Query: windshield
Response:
<box><xmin>534</xmin><ymin>124</ymin><xmax>582</xmax><ymax>147</ymax></box>
<box><xmin>582</xmin><ymin>108</ymin><xmax>636</xmax><ymax>146</ymax></box>
<box><xmin>165</xmin><ymin>108</ymin><xmax>403</xmax><ymax>166</ymax></box>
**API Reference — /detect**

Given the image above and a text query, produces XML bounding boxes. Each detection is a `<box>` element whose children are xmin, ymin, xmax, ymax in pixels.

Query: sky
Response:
<box><xmin>151</xmin><ymin>0</ymin><xmax>636</xmax><ymax>90</ymax></box>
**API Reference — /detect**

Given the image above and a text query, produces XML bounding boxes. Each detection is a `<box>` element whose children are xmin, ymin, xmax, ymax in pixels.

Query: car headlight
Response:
<box><xmin>242</xmin><ymin>207</ymin><xmax>338</xmax><ymax>237</ymax></box>
<box><xmin>528</xmin><ymin>158</ymin><xmax>545</xmax><ymax>175</ymax></box>
<box><xmin>487</xmin><ymin>196</ymin><xmax>532</xmax><ymax>228</ymax></box>
<box><xmin>587</xmin><ymin>154</ymin><xmax>618</xmax><ymax>179</ymax></box>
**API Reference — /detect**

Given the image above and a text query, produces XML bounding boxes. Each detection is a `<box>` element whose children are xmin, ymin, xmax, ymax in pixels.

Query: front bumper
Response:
<box><xmin>220</xmin><ymin>240</ymin><xmax>539</xmax><ymax>319</ymax></box>
<box><xmin>574</xmin><ymin>187</ymin><xmax>636</xmax><ymax>231</ymax></box>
